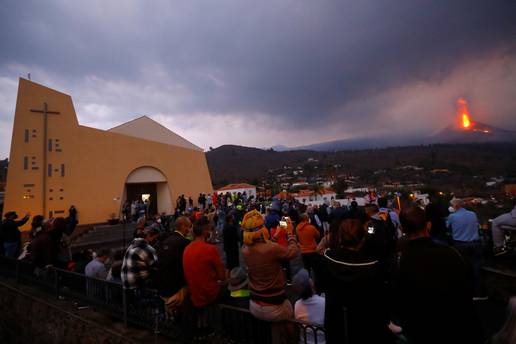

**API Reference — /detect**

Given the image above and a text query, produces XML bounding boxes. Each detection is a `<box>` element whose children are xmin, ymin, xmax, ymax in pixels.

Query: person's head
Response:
<box><xmin>450</xmin><ymin>198</ymin><xmax>464</xmax><ymax>211</ymax></box>
<box><xmin>134</xmin><ymin>228</ymin><xmax>146</xmax><ymax>239</ymax></box>
<box><xmin>292</xmin><ymin>269</ymin><xmax>314</xmax><ymax>300</ymax></box>
<box><xmin>271</xmin><ymin>200</ymin><xmax>281</xmax><ymax>213</ymax></box>
<box><xmin>95</xmin><ymin>248</ymin><xmax>110</xmax><ymax>263</ymax></box>
<box><xmin>377</xmin><ymin>197</ymin><xmax>388</xmax><ymax>208</ymax></box>
<box><xmin>31</xmin><ymin>215</ymin><xmax>45</xmax><ymax>229</ymax></box>
<box><xmin>350</xmin><ymin>200</ymin><xmax>358</xmax><ymax>209</ymax></box>
<box><xmin>174</xmin><ymin>216</ymin><xmax>192</xmax><ymax>236</ymax></box>
<box><xmin>400</xmin><ymin>203</ymin><xmax>431</xmax><ymax>238</ymax></box>
<box><xmin>4</xmin><ymin>211</ymin><xmax>18</xmax><ymax>220</ymax></box>
<box><xmin>365</xmin><ymin>204</ymin><xmax>379</xmax><ymax>218</ymax></box>
<box><xmin>335</xmin><ymin>219</ymin><xmax>367</xmax><ymax>250</ymax></box>
<box><xmin>225</xmin><ymin>214</ymin><xmax>235</xmax><ymax>225</ymax></box>
<box><xmin>299</xmin><ymin>213</ymin><xmax>309</xmax><ymax>223</ymax></box>
<box><xmin>192</xmin><ymin>216</ymin><xmax>212</xmax><ymax>239</ymax></box>
<box><xmin>241</xmin><ymin>210</ymin><xmax>269</xmax><ymax>246</ymax></box>
<box><xmin>40</xmin><ymin>221</ymin><xmax>53</xmax><ymax>233</ymax></box>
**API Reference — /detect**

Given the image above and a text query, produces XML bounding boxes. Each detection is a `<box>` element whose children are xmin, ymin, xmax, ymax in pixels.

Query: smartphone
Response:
<box><xmin>279</xmin><ymin>220</ymin><xmax>288</xmax><ymax>228</ymax></box>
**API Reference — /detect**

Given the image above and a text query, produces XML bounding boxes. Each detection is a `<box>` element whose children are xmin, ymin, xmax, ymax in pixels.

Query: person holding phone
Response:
<box><xmin>241</xmin><ymin>210</ymin><xmax>300</xmax><ymax>322</ymax></box>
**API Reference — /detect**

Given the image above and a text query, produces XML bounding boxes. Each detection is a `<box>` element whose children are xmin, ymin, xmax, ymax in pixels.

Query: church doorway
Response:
<box><xmin>124</xmin><ymin>166</ymin><xmax>172</xmax><ymax>216</ymax></box>
<box><xmin>126</xmin><ymin>183</ymin><xmax>158</xmax><ymax>216</ymax></box>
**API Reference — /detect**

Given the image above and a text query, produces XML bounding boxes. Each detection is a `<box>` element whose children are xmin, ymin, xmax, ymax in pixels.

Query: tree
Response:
<box><xmin>311</xmin><ymin>183</ymin><xmax>323</xmax><ymax>195</ymax></box>
<box><xmin>332</xmin><ymin>178</ymin><xmax>348</xmax><ymax>198</ymax></box>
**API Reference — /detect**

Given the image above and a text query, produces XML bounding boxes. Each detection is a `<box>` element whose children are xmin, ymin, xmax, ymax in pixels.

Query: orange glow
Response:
<box><xmin>457</xmin><ymin>98</ymin><xmax>472</xmax><ymax>129</ymax></box>
<box><xmin>462</xmin><ymin>113</ymin><xmax>471</xmax><ymax>128</ymax></box>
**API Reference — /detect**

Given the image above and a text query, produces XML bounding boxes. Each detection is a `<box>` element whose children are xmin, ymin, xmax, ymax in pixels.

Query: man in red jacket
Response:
<box><xmin>183</xmin><ymin>216</ymin><xmax>226</xmax><ymax>308</ymax></box>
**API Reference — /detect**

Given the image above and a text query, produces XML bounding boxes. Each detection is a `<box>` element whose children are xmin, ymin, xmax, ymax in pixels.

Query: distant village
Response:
<box><xmin>214</xmin><ymin>155</ymin><xmax>516</xmax><ymax>212</ymax></box>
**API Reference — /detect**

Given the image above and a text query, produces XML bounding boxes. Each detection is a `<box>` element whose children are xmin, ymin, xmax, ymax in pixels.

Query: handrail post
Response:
<box><xmin>343</xmin><ymin>307</ymin><xmax>349</xmax><ymax>344</ymax></box>
<box><xmin>15</xmin><ymin>259</ymin><xmax>20</xmax><ymax>283</ymax></box>
<box><xmin>54</xmin><ymin>268</ymin><xmax>60</xmax><ymax>300</ymax></box>
<box><xmin>122</xmin><ymin>287</ymin><xmax>128</xmax><ymax>326</ymax></box>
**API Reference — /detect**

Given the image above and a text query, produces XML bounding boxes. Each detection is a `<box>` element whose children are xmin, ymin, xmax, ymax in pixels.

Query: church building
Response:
<box><xmin>4</xmin><ymin>78</ymin><xmax>213</xmax><ymax>228</ymax></box>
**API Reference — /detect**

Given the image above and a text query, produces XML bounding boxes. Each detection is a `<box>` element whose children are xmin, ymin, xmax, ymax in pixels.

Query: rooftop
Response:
<box><xmin>218</xmin><ymin>183</ymin><xmax>257</xmax><ymax>191</ymax></box>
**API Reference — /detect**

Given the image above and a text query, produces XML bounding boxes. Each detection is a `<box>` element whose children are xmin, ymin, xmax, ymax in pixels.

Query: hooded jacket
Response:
<box><xmin>315</xmin><ymin>248</ymin><xmax>393</xmax><ymax>344</ymax></box>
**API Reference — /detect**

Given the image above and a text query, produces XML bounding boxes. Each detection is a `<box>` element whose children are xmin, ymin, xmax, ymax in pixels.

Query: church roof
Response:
<box><xmin>108</xmin><ymin>116</ymin><xmax>202</xmax><ymax>151</ymax></box>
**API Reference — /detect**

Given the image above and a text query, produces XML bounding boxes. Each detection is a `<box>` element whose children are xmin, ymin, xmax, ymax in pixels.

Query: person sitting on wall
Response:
<box><xmin>292</xmin><ymin>268</ymin><xmax>325</xmax><ymax>344</ymax></box>
<box><xmin>85</xmin><ymin>248</ymin><xmax>110</xmax><ymax>280</ymax></box>
<box><xmin>155</xmin><ymin>216</ymin><xmax>192</xmax><ymax>318</ymax></box>
<box><xmin>224</xmin><ymin>267</ymin><xmax>250</xmax><ymax>309</ymax></box>
<box><xmin>183</xmin><ymin>216</ymin><xmax>226</xmax><ymax>340</ymax></box>
<box><xmin>241</xmin><ymin>209</ymin><xmax>299</xmax><ymax>322</ymax></box>
<box><xmin>1</xmin><ymin>211</ymin><xmax>30</xmax><ymax>258</ymax></box>
<box><xmin>491</xmin><ymin>204</ymin><xmax>516</xmax><ymax>256</ymax></box>
<box><xmin>183</xmin><ymin>216</ymin><xmax>226</xmax><ymax>308</ymax></box>
<box><xmin>31</xmin><ymin>221</ymin><xmax>59</xmax><ymax>270</ymax></box>
<box><xmin>121</xmin><ymin>230</ymin><xmax>158</xmax><ymax>291</ymax></box>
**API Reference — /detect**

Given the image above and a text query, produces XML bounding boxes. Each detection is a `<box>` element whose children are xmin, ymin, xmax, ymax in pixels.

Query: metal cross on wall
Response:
<box><xmin>30</xmin><ymin>102</ymin><xmax>60</xmax><ymax>218</ymax></box>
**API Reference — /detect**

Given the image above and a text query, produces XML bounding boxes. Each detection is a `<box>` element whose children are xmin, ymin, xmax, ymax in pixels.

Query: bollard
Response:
<box><xmin>122</xmin><ymin>287</ymin><xmax>128</xmax><ymax>326</ymax></box>
<box><xmin>15</xmin><ymin>259</ymin><xmax>20</xmax><ymax>284</ymax></box>
<box><xmin>343</xmin><ymin>307</ymin><xmax>349</xmax><ymax>344</ymax></box>
<box><xmin>54</xmin><ymin>269</ymin><xmax>60</xmax><ymax>300</ymax></box>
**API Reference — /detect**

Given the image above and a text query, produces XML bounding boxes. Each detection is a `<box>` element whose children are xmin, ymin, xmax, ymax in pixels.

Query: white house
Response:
<box><xmin>217</xmin><ymin>183</ymin><xmax>257</xmax><ymax>198</ymax></box>
<box><xmin>293</xmin><ymin>189</ymin><xmax>336</xmax><ymax>204</ymax></box>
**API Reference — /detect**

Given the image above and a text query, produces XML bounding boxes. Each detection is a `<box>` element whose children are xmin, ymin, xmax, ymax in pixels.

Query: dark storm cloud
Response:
<box><xmin>0</xmin><ymin>1</ymin><xmax>515</xmax><ymax>131</ymax></box>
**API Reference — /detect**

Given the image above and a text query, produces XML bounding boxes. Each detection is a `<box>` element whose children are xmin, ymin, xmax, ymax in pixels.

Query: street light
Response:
<box><xmin>113</xmin><ymin>196</ymin><xmax>127</xmax><ymax>249</ymax></box>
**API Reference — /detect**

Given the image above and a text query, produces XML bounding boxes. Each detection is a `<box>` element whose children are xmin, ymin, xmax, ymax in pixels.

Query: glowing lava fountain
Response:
<box><xmin>457</xmin><ymin>98</ymin><xmax>472</xmax><ymax>129</ymax></box>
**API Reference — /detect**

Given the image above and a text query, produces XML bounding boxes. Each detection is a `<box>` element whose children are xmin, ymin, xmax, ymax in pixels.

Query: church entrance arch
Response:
<box><xmin>124</xmin><ymin>166</ymin><xmax>172</xmax><ymax>216</ymax></box>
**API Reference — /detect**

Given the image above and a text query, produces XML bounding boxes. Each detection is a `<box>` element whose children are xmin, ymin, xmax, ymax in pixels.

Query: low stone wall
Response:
<box><xmin>0</xmin><ymin>280</ymin><xmax>139</xmax><ymax>344</ymax></box>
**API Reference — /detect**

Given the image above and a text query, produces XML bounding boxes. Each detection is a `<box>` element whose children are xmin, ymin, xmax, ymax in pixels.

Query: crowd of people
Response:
<box><xmin>1</xmin><ymin>192</ymin><xmax>516</xmax><ymax>344</ymax></box>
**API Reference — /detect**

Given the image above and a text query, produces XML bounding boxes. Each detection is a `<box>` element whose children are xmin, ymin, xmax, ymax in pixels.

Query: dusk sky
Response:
<box><xmin>1</xmin><ymin>1</ymin><xmax>515</xmax><ymax>157</ymax></box>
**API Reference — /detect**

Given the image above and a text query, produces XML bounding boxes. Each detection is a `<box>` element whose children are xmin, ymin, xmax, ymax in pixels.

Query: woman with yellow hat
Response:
<box><xmin>240</xmin><ymin>209</ymin><xmax>300</xmax><ymax>322</ymax></box>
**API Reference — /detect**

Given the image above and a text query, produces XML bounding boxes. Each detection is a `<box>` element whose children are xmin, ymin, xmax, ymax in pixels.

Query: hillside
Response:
<box><xmin>206</xmin><ymin>143</ymin><xmax>516</xmax><ymax>188</ymax></box>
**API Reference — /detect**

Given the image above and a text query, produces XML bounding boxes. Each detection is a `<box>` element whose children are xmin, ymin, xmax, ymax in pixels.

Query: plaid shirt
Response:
<box><xmin>121</xmin><ymin>238</ymin><xmax>158</xmax><ymax>289</ymax></box>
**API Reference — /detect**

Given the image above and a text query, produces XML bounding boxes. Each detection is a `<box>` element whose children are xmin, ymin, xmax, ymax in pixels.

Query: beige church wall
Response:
<box><xmin>126</xmin><ymin>166</ymin><xmax>167</xmax><ymax>184</ymax></box>
<box><xmin>4</xmin><ymin>79</ymin><xmax>213</xmax><ymax>230</ymax></box>
<box><xmin>4</xmin><ymin>79</ymin><xmax>81</xmax><ymax>224</ymax></box>
<box><xmin>156</xmin><ymin>182</ymin><xmax>172</xmax><ymax>215</ymax></box>
<box><xmin>59</xmin><ymin>126</ymin><xmax>213</xmax><ymax>226</ymax></box>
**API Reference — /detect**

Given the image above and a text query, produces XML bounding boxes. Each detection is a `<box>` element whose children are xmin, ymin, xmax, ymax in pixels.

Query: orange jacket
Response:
<box><xmin>296</xmin><ymin>221</ymin><xmax>320</xmax><ymax>253</ymax></box>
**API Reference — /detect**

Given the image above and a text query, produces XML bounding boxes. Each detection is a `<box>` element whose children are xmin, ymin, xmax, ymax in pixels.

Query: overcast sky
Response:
<box><xmin>1</xmin><ymin>0</ymin><xmax>515</xmax><ymax>157</ymax></box>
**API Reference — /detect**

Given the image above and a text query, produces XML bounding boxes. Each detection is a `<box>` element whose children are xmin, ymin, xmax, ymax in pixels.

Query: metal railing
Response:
<box><xmin>0</xmin><ymin>256</ymin><xmax>326</xmax><ymax>343</ymax></box>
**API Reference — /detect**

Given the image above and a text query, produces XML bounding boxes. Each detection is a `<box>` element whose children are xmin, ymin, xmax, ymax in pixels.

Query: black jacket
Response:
<box><xmin>155</xmin><ymin>231</ymin><xmax>190</xmax><ymax>297</ymax></box>
<box><xmin>392</xmin><ymin>237</ymin><xmax>482</xmax><ymax>344</ymax></box>
<box><xmin>223</xmin><ymin>223</ymin><xmax>240</xmax><ymax>270</ymax></box>
<box><xmin>315</xmin><ymin>247</ymin><xmax>393</xmax><ymax>344</ymax></box>
<box><xmin>1</xmin><ymin>216</ymin><xmax>29</xmax><ymax>242</ymax></box>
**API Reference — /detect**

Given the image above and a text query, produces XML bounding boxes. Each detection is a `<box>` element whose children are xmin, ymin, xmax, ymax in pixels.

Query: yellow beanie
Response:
<box><xmin>241</xmin><ymin>210</ymin><xmax>268</xmax><ymax>246</ymax></box>
<box><xmin>241</xmin><ymin>210</ymin><xmax>264</xmax><ymax>230</ymax></box>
